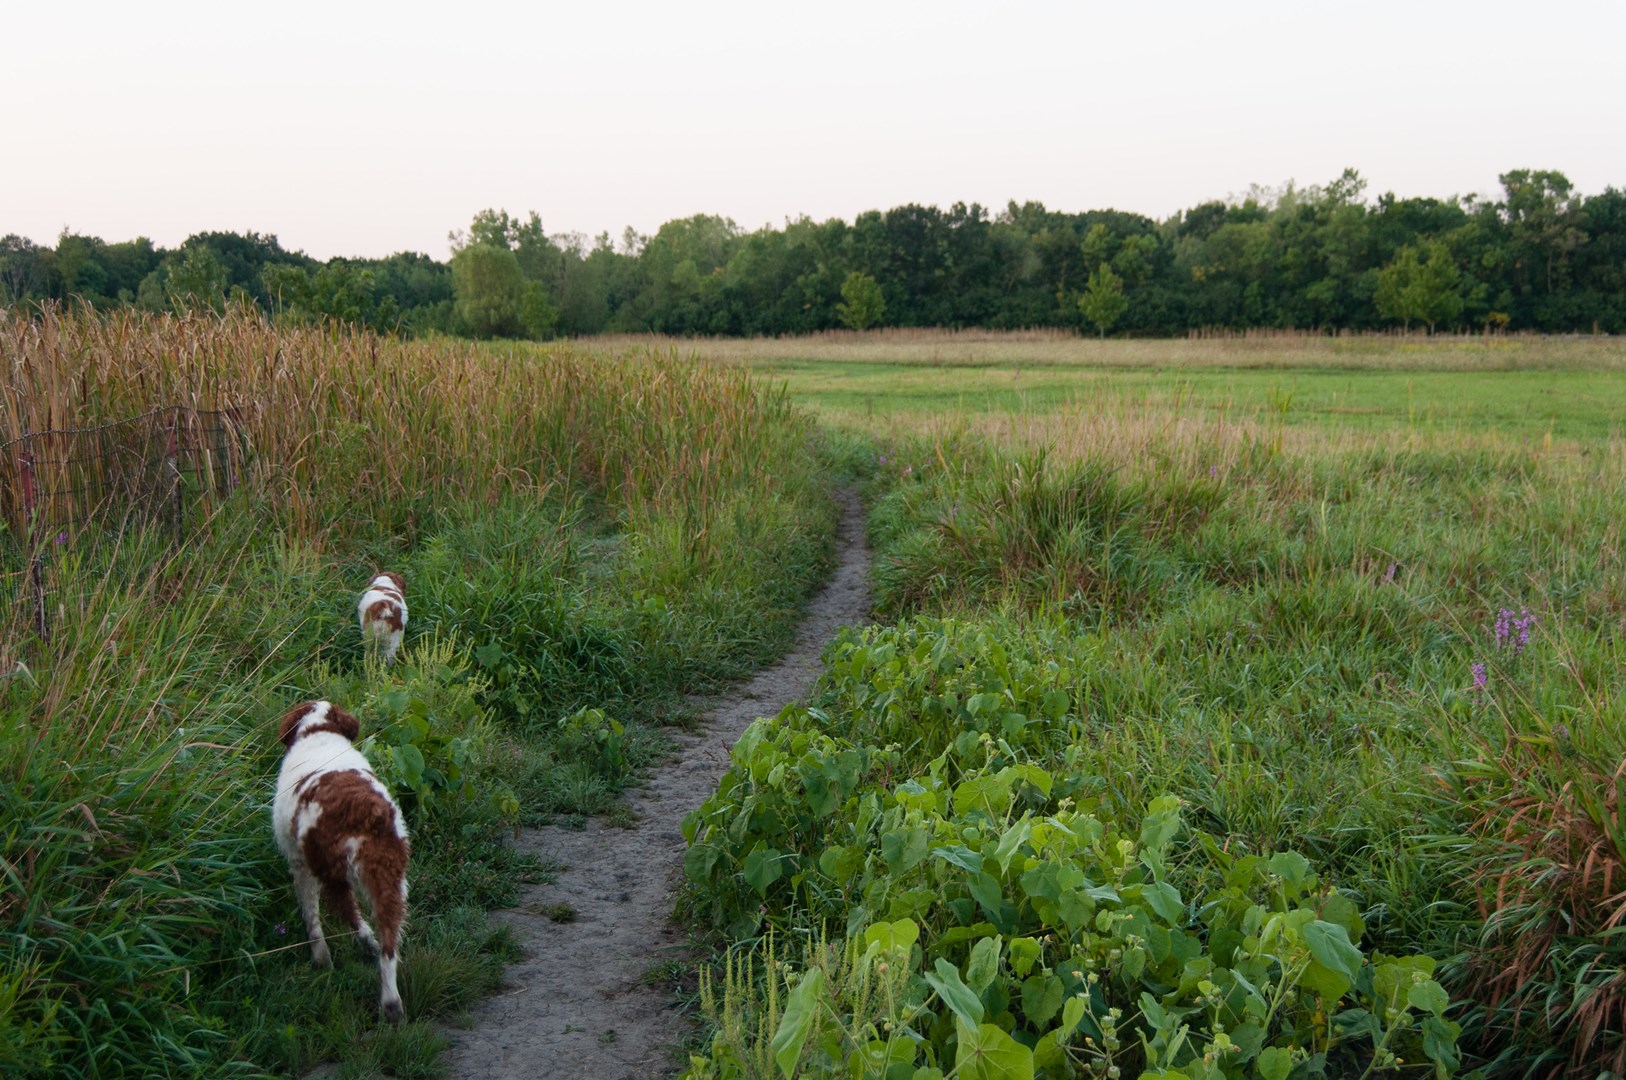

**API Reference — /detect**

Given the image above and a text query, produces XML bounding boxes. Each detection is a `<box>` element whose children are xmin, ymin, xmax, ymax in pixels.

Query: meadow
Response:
<box><xmin>594</xmin><ymin>330</ymin><xmax>1626</xmax><ymax>443</ymax></box>
<box><xmin>668</xmin><ymin>331</ymin><xmax>1626</xmax><ymax>1079</ymax></box>
<box><xmin>0</xmin><ymin>308</ymin><xmax>837</xmax><ymax>1077</ymax></box>
<box><xmin>6</xmin><ymin>316</ymin><xmax>1625</xmax><ymax>1080</ymax></box>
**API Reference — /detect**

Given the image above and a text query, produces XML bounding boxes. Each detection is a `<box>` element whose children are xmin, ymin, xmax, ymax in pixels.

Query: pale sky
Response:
<box><xmin>6</xmin><ymin>0</ymin><xmax>1623</xmax><ymax>261</ymax></box>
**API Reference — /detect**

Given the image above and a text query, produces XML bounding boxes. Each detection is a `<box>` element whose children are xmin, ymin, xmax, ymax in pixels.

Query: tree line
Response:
<box><xmin>3</xmin><ymin>168</ymin><xmax>1621</xmax><ymax>337</ymax></box>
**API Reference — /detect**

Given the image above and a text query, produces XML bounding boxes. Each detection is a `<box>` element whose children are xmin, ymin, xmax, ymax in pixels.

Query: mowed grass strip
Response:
<box><xmin>582</xmin><ymin>329</ymin><xmax>1626</xmax><ymax>442</ymax></box>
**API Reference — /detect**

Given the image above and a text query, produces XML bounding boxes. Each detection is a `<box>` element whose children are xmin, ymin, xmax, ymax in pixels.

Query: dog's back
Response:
<box><xmin>273</xmin><ymin>700</ymin><xmax>410</xmax><ymax>1021</ymax></box>
<box><xmin>357</xmin><ymin>572</ymin><xmax>407</xmax><ymax>664</ymax></box>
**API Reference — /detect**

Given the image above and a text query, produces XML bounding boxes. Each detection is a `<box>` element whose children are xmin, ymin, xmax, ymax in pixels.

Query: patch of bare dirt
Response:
<box><xmin>440</xmin><ymin>490</ymin><xmax>871</xmax><ymax>1078</ymax></box>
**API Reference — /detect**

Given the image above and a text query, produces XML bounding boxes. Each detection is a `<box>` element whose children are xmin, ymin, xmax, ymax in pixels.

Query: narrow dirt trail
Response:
<box><xmin>440</xmin><ymin>490</ymin><xmax>871</xmax><ymax>1078</ymax></box>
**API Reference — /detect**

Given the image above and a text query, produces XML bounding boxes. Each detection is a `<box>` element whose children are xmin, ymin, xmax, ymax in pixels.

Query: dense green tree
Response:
<box><xmin>6</xmin><ymin>165</ymin><xmax>1621</xmax><ymax>336</ymax></box>
<box><xmin>519</xmin><ymin>281</ymin><xmax>559</xmax><ymax>339</ymax></box>
<box><xmin>450</xmin><ymin>243</ymin><xmax>525</xmax><ymax>337</ymax></box>
<box><xmin>1374</xmin><ymin>241</ymin><xmax>1465</xmax><ymax>332</ymax></box>
<box><xmin>165</xmin><ymin>245</ymin><xmax>229</xmax><ymax>313</ymax></box>
<box><xmin>0</xmin><ymin>235</ymin><xmax>47</xmax><ymax>302</ymax></box>
<box><xmin>1079</xmin><ymin>263</ymin><xmax>1128</xmax><ymax>336</ymax></box>
<box><xmin>836</xmin><ymin>271</ymin><xmax>885</xmax><ymax>330</ymax></box>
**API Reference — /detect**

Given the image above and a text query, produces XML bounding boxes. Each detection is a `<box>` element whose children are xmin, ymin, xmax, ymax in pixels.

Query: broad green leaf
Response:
<box><xmin>967</xmin><ymin>935</ymin><xmax>1002</xmax><ymax>992</ymax></box>
<box><xmin>1267</xmin><ymin>851</ymin><xmax>1313</xmax><ymax>891</ymax></box>
<box><xmin>1021</xmin><ymin>974</ymin><xmax>1063</xmax><ymax>1025</ymax></box>
<box><xmin>1041</xmin><ymin>689</ymin><xmax>1069</xmax><ymax>719</ymax></box>
<box><xmin>932</xmin><ymin>845</ymin><xmax>985</xmax><ymax>874</ymax></box>
<box><xmin>882</xmin><ymin>827</ymin><xmax>931</xmax><ymax>872</ymax></box>
<box><xmin>1140</xmin><ymin>795</ymin><xmax>1183</xmax><ymax>851</ymax></box>
<box><xmin>923</xmin><ymin>958</ymin><xmax>983</xmax><ymax>1029</ymax></box>
<box><xmin>742</xmin><ymin>844</ymin><xmax>784</xmax><ymax>896</ymax></box>
<box><xmin>955</xmin><ymin>1021</ymin><xmax>1034</xmax><ymax>1080</ymax></box>
<box><xmin>967</xmin><ymin>871</ymin><xmax>1005</xmax><ymax>923</ymax></box>
<box><xmin>771</xmin><ymin>967</ymin><xmax>824</xmax><ymax>1079</ymax></box>
<box><xmin>392</xmin><ymin>743</ymin><xmax>425</xmax><ymax>783</ymax></box>
<box><xmin>683</xmin><ymin>844</ymin><xmax>720</xmax><ymax>881</ymax></box>
<box><xmin>1299</xmin><ymin>959</ymin><xmax>1352</xmax><ymax>1000</ymax></box>
<box><xmin>1319</xmin><ymin>890</ymin><xmax>1365</xmax><ymax>941</ymax></box>
<box><xmin>1061</xmin><ymin>993</ymin><xmax>1085</xmax><ymax>1033</ymax></box>
<box><xmin>1407</xmin><ymin>979</ymin><xmax>1450</xmax><ymax>1017</ymax></box>
<box><xmin>1422</xmin><ymin>1015</ymin><xmax>1462</xmax><ymax>1069</ymax></box>
<box><xmin>1013</xmin><ymin>762</ymin><xmax>1052</xmax><ymax>796</ymax></box>
<box><xmin>864</xmin><ymin>918</ymin><xmax>920</xmax><ymax>955</ymax></box>
<box><xmin>1141</xmin><ymin>881</ymin><xmax>1184</xmax><ymax>924</ymax></box>
<box><xmin>1007</xmin><ymin>936</ymin><xmax>1041</xmax><ymax>977</ymax></box>
<box><xmin>1257</xmin><ymin>1046</ymin><xmax>1293</xmax><ymax>1080</ymax></box>
<box><xmin>1303</xmin><ymin>920</ymin><xmax>1363</xmax><ymax>982</ymax></box>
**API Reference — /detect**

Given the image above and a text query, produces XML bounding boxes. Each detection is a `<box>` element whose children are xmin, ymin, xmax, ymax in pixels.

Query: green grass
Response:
<box><xmin>675</xmin><ymin>334</ymin><xmax>1626</xmax><ymax>1079</ymax></box>
<box><xmin>0</xmin><ymin>312</ymin><xmax>840</xmax><ymax>1078</ymax></box>
<box><xmin>745</xmin><ymin>358</ymin><xmax>1625</xmax><ymax>441</ymax></box>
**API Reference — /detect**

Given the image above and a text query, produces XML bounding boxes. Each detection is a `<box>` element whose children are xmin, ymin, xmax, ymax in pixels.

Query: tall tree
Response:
<box><xmin>1374</xmin><ymin>241</ymin><xmax>1464</xmax><ymax>332</ymax></box>
<box><xmin>836</xmin><ymin>271</ymin><xmax>885</xmax><ymax>330</ymax></box>
<box><xmin>450</xmin><ymin>244</ymin><xmax>524</xmax><ymax>337</ymax></box>
<box><xmin>1078</xmin><ymin>263</ymin><xmax>1128</xmax><ymax>337</ymax></box>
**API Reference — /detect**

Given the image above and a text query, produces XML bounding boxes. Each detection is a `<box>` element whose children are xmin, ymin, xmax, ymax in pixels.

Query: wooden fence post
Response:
<box><xmin>166</xmin><ymin>410</ymin><xmax>183</xmax><ymax>549</ymax></box>
<box><xmin>19</xmin><ymin>441</ymin><xmax>48</xmax><ymax>641</ymax></box>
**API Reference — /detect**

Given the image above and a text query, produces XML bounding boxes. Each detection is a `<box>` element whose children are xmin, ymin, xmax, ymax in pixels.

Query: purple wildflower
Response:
<box><xmin>274</xmin><ymin>922</ymin><xmax>287</xmax><ymax>936</ymax></box>
<box><xmin>1493</xmin><ymin>608</ymin><xmax>1537</xmax><ymax>655</ymax></box>
<box><xmin>1471</xmin><ymin>661</ymin><xmax>1487</xmax><ymax>690</ymax></box>
<box><xmin>55</xmin><ymin>531</ymin><xmax>68</xmax><ymax>545</ymax></box>
<box><xmin>1209</xmin><ymin>465</ymin><xmax>1218</xmax><ymax>479</ymax></box>
<box><xmin>1553</xmin><ymin>723</ymin><xmax>1570</xmax><ymax>741</ymax></box>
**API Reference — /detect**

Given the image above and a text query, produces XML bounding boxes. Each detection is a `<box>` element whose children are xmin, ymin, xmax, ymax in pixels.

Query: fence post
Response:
<box><xmin>166</xmin><ymin>411</ymin><xmax>184</xmax><ymax>549</ymax></box>
<box><xmin>19</xmin><ymin>441</ymin><xmax>49</xmax><ymax>641</ymax></box>
<box><xmin>216</xmin><ymin>411</ymin><xmax>236</xmax><ymax>497</ymax></box>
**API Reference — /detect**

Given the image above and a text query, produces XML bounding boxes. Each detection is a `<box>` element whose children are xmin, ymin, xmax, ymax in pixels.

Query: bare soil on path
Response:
<box><xmin>439</xmin><ymin>490</ymin><xmax>871</xmax><ymax>1079</ymax></box>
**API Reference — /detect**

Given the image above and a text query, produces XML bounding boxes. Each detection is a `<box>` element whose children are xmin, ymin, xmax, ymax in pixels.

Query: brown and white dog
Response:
<box><xmin>357</xmin><ymin>572</ymin><xmax>407</xmax><ymax>664</ymax></box>
<box><xmin>272</xmin><ymin>700</ymin><xmax>410</xmax><ymax>1021</ymax></box>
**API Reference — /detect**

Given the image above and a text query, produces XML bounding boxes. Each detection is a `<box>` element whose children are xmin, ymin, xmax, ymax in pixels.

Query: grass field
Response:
<box><xmin>588</xmin><ymin>330</ymin><xmax>1626</xmax><ymax>443</ymax></box>
<box><xmin>0</xmin><ymin>310</ymin><xmax>838</xmax><ymax>1079</ymax></box>
<box><xmin>9</xmin><ymin>318</ymin><xmax>1625</xmax><ymax>1079</ymax></box>
<box><xmin>670</xmin><ymin>330</ymin><xmax>1626</xmax><ymax>1079</ymax></box>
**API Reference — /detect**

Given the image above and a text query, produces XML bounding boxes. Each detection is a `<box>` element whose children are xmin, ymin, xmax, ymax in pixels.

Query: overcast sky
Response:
<box><xmin>6</xmin><ymin>0</ymin><xmax>1622</xmax><ymax>261</ymax></box>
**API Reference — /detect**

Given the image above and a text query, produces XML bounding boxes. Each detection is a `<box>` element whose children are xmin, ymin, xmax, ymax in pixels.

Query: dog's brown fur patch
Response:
<box><xmin>279</xmin><ymin>702</ymin><xmax>361</xmax><ymax>748</ymax></box>
<box><xmin>278</xmin><ymin>702</ymin><xmax>320</xmax><ymax>747</ymax></box>
<box><xmin>363</xmin><ymin>598</ymin><xmax>405</xmax><ymax>632</ymax></box>
<box><xmin>294</xmin><ymin>770</ymin><xmax>410</xmax><ymax>958</ymax></box>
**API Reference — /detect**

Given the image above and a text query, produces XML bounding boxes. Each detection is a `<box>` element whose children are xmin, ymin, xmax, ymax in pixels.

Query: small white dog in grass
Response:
<box><xmin>272</xmin><ymin>700</ymin><xmax>411</xmax><ymax>1022</ymax></box>
<box><xmin>357</xmin><ymin>572</ymin><xmax>407</xmax><ymax>664</ymax></box>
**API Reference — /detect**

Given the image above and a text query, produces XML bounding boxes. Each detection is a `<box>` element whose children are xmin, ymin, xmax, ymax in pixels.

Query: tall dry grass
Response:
<box><xmin>1</xmin><ymin>305</ymin><xmax>804</xmax><ymax>547</ymax></box>
<box><xmin>0</xmin><ymin>305</ymin><xmax>836</xmax><ymax>1078</ymax></box>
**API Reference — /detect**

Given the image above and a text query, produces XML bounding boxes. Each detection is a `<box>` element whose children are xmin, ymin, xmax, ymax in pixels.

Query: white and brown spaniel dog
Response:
<box><xmin>357</xmin><ymin>572</ymin><xmax>407</xmax><ymax>664</ymax></box>
<box><xmin>272</xmin><ymin>700</ymin><xmax>410</xmax><ymax>1022</ymax></box>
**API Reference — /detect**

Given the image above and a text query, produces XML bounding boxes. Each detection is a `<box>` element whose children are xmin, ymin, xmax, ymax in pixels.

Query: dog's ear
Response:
<box><xmin>326</xmin><ymin>705</ymin><xmax>362</xmax><ymax>743</ymax></box>
<box><xmin>278</xmin><ymin>702</ymin><xmax>319</xmax><ymax>748</ymax></box>
<box><xmin>383</xmin><ymin>571</ymin><xmax>404</xmax><ymax>592</ymax></box>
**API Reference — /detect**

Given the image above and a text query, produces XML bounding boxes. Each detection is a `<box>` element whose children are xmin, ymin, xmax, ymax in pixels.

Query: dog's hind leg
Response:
<box><xmin>361</xmin><ymin>858</ymin><xmax>408</xmax><ymax>1021</ymax></box>
<box><xmin>293</xmin><ymin>863</ymin><xmax>331</xmax><ymax>967</ymax></box>
<box><xmin>324</xmin><ymin>878</ymin><xmax>377</xmax><ymax>956</ymax></box>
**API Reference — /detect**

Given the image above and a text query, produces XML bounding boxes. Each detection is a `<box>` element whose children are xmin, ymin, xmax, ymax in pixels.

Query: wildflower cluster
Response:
<box><xmin>1493</xmin><ymin>607</ymin><xmax>1537</xmax><ymax>654</ymax></box>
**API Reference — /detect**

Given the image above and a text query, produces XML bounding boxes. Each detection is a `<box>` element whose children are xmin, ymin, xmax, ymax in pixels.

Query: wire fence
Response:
<box><xmin>2</xmin><ymin>405</ymin><xmax>254</xmax><ymax>640</ymax></box>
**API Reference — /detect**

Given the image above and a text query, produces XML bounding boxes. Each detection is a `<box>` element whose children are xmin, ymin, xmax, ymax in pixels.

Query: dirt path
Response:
<box><xmin>440</xmin><ymin>490</ymin><xmax>871</xmax><ymax>1078</ymax></box>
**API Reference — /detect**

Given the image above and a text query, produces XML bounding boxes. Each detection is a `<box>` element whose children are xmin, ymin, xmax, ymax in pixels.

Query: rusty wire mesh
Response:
<box><xmin>1</xmin><ymin>405</ymin><xmax>254</xmax><ymax>638</ymax></box>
